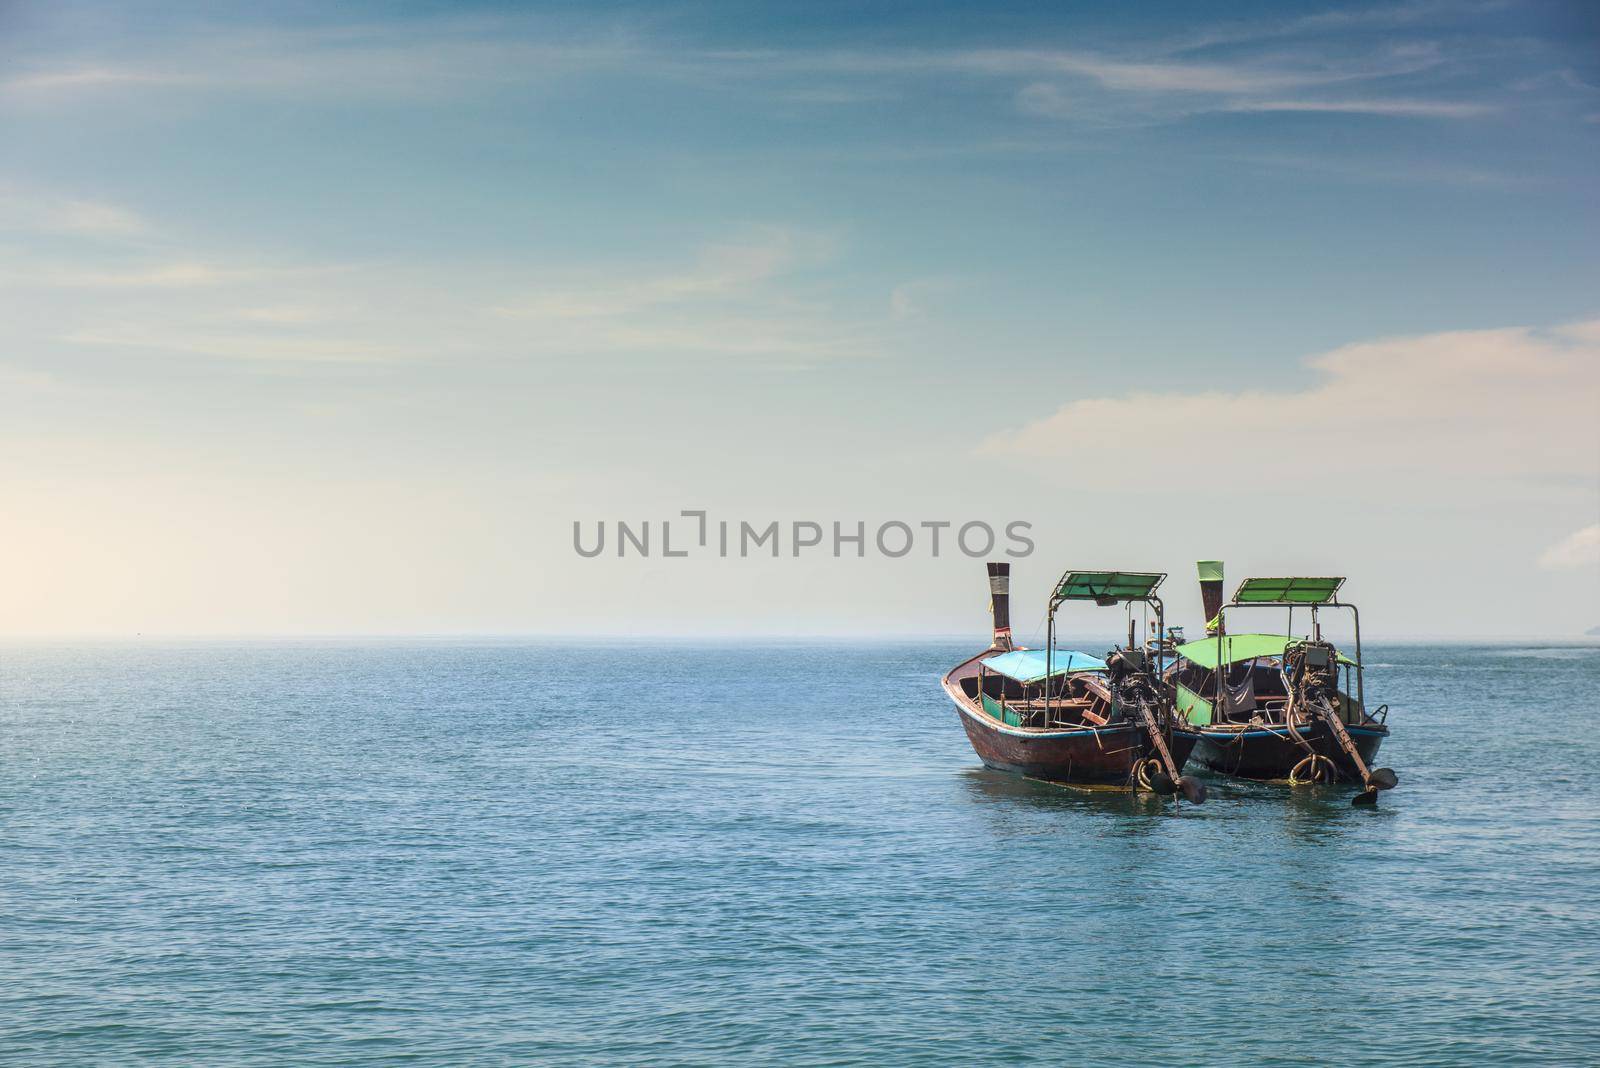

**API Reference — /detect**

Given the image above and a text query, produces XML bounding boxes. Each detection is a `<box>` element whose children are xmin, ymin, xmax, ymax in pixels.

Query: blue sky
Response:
<box><xmin>0</xmin><ymin>0</ymin><xmax>1596</xmax><ymax>636</ymax></box>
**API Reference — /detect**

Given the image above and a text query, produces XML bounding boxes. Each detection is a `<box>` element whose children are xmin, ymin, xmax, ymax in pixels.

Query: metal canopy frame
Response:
<box><xmin>1217</xmin><ymin>577</ymin><xmax>1364</xmax><ymax>712</ymax></box>
<box><xmin>1046</xmin><ymin>570</ymin><xmax>1168</xmax><ymax>697</ymax></box>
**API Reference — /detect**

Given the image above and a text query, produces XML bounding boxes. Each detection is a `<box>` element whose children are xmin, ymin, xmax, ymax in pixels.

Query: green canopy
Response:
<box><xmin>1054</xmin><ymin>570</ymin><xmax>1164</xmax><ymax>602</ymax></box>
<box><xmin>1174</xmin><ymin>632</ymin><xmax>1356</xmax><ymax>670</ymax></box>
<box><xmin>1233</xmin><ymin>576</ymin><xmax>1344</xmax><ymax>604</ymax></box>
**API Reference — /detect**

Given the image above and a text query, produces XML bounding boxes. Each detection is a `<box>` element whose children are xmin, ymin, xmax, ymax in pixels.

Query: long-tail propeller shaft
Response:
<box><xmin>1293</xmin><ymin>644</ymin><xmax>1397</xmax><ymax>806</ymax></box>
<box><xmin>1110</xmin><ymin>653</ymin><xmax>1205</xmax><ymax>805</ymax></box>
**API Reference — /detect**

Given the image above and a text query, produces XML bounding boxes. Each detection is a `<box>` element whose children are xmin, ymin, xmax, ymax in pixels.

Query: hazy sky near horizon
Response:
<box><xmin>1</xmin><ymin>0</ymin><xmax>1596</xmax><ymax>639</ymax></box>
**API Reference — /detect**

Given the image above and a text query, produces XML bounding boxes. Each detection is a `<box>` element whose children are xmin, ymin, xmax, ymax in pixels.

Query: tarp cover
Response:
<box><xmin>1233</xmin><ymin>576</ymin><xmax>1344</xmax><ymax>604</ymax></box>
<box><xmin>1175</xmin><ymin>633</ymin><xmax>1355</xmax><ymax>670</ymax></box>
<box><xmin>1054</xmin><ymin>571</ymin><xmax>1164</xmax><ymax>602</ymax></box>
<box><xmin>981</xmin><ymin>648</ymin><xmax>1107</xmax><ymax>683</ymax></box>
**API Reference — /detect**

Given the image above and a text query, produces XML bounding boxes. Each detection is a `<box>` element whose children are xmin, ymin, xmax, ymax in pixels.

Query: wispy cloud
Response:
<box><xmin>1159</xmin><ymin>0</ymin><xmax>1508</xmax><ymax>55</ymax></box>
<box><xmin>1</xmin><ymin>20</ymin><xmax>646</xmax><ymax>101</ymax></box>
<box><xmin>958</xmin><ymin>49</ymin><xmax>1325</xmax><ymax>94</ymax></box>
<box><xmin>492</xmin><ymin>227</ymin><xmax>833</xmax><ymax>320</ymax></box>
<box><xmin>62</xmin><ymin>324</ymin><xmax>415</xmax><ymax>365</ymax></box>
<box><xmin>2</xmin><ymin>67</ymin><xmax>192</xmax><ymax>93</ymax></box>
<box><xmin>1016</xmin><ymin>82</ymin><xmax>1074</xmax><ymax>119</ymax></box>
<box><xmin>488</xmin><ymin>227</ymin><xmax>872</xmax><ymax>363</ymax></box>
<box><xmin>0</xmin><ymin>5</ymin><xmax>1528</xmax><ymax>130</ymax></box>
<box><xmin>42</xmin><ymin>262</ymin><xmax>254</xmax><ymax>288</ymax></box>
<box><xmin>888</xmin><ymin>278</ymin><xmax>958</xmax><ymax>320</ymax></box>
<box><xmin>237</xmin><ymin>305</ymin><xmax>334</xmax><ymax>324</ymax></box>
<box><xmin>1539</xmin><ymin>525</ymin><xmax>1600</xmax><ymax>569</ymax></box>
<box><xmin>19</xmin><ymin>221</ymin><xmax>877</xmax><ymax>371</ymax></box>
<box><xmin>972</xmin><ymin>39</ymin><xmax>1482</xmax><ymax>123</ymax></box>
<box><xmin>1226</xmin><ymin>98</ymin><xmax>1497</xmax><ymax>118</ymax></box>
<box><xmin>0</xmin><ymin>188</ymin><xmax>153</xmax><ymax>238</ymax></box>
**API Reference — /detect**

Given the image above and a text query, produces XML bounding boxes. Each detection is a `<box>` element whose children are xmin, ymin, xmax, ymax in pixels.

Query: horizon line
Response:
<box><xmin>0</xmin><ymin>631</ymin><xmax>1596</xmax><ymax>644</ymax></box>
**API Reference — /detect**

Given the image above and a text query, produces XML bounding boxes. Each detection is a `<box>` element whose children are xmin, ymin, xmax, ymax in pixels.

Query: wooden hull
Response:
<box><xmin>943</xmin><ymin>650</ymin><xmax>1200</xmax><ymax>786</ymax></box>
<box><xmin>957</xmin><ymin>706</ymin><xmax>1202</xmax><ymax>783</ymax></box>
<box><xmin>1190</xmin><ymin>721</ymin><xmax>1387</xmax><ymax>782</ymax></box>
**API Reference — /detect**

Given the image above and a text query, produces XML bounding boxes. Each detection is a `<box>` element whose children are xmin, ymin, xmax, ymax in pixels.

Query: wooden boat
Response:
<box><xmin>942</xmin><ymin>564</ymin><xmax>1206</xmax><ymax>802</ymax></box>
<box><xmin>1168</xmin><ymin>563</ymin><xmax>1397</xmax><ymax>805</ymax></box>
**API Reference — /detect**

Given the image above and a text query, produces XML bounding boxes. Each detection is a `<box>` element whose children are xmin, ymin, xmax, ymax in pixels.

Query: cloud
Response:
<box><xmin>1227</xmin><ymin>98</ymin><xmax>1497</xmax><ymax>118</ymax></box>
<box><xmin>62</xmin><ymin>324</ymin><xmax>412</xmax><ymax>365</ymax></box>
<box><xmin>0</xmin><ymin>7</ymin><xmax>1504</xmax><ymax>134</ymax></box>
<box><xmin>888</xmin><ymin>278</ymin><xmax>957</xmax><ymax>319</ymax></box>
<box><xmin>10</xmin><ymin>218</ymin><xmax>872</xmax><ymax>371</ymax></box>
<box><xmin>961</xmin><ymin>49</ymin><xmax>1319</xmax><ymax>94</ymax></box>
<box><xmin>982</xmin><ymin>319</ymin><xmax>1600</xmax><ymax>490</ymax></box>
<box><xmin>1016</xmin><ymin>83</ymin><xmax>1073</xmax><ymax>119</ymax></box>
<box><xmin>0</xmin><ymin>189</ymin><xmax>153</xmax><ymax>238</ymax></box>
<box><xmin>985</xmin><ymin>41</ymin><xmax>1481</xmax><ymax>123</ymax></box>
<box><xmin>42</xmin><ymin>263</ymin><xmax>252</xmax><ymax>288</ymax></box>
<box><xmin>487</xmin><ymin>227</ymin><xmax>871</xmax><ymax>362</ymax></box>
<box><xmin>237</xmin><ymin>305</ymin><xmax>332</xmax><ymax>324</ymax></box>
<box><xmin>1539</xmin><ymin>525</ymin><xmax>1600</xmax><ymax>569</ymax></box>
<box><xmin>494</xmin><ymin>227</ymin><xmax>830</xmax><ymax>320</ymax></box>
<box><xmin>0</xmin><ymin>20</ymin><xmax>644</xmax><ymax>102</ymax></box>
<box><xmin>1</xmin><ymin>67</ymin><xmax>191</xmax><ymax>93</ymax></box>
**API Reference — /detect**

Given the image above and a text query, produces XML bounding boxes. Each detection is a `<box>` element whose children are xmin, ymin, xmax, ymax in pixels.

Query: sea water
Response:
<box><xmin>1</xmin><ymin>640</ymin><xmax>1596</xmax><ymax>1065</ymax></box>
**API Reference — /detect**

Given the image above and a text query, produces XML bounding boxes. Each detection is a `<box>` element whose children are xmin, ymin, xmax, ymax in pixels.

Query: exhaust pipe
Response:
<box><xmin>987</xmin><ymin>562</ymin><xmax>1012</xmax><ymax>650</ymax></box>
<box><xmin>1197</xmin><ymin>560</ymin><xmax>1224</xmax><ymax>634</ymax></box>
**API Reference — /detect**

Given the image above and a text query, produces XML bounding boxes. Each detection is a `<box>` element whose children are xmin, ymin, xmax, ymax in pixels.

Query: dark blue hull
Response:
<box><xmin>1190</xmin><ymin>720</ymin><xmax>1387</xmax><ymax>782</ymax></box>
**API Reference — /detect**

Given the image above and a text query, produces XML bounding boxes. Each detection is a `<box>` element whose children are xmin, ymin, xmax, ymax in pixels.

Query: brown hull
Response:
<box><xmin>943</xmin><ymin>650</ymin><xmax>1199</xmax><ymax>786</ymax></box>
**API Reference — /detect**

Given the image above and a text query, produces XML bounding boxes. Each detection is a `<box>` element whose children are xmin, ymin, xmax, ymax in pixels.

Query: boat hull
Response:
<box><xmin>1189</xmin><ymin>720</ymin><xmax>1387</xmax><ymax>782</ymax></box>
<box><xmin>951</xmin><ymin>695</ymin><xmax>1201</xmax><ymax>785</ymax></box>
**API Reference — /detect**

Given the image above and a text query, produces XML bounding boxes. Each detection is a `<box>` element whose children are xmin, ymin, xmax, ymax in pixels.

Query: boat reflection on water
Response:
<box><xmin>957</xmin><ymin>768</ymin><xmax>1178</xmax><ymax>838</ymax></box>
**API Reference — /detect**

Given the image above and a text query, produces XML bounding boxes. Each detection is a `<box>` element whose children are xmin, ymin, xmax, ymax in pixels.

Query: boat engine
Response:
<box><xmin>1284</xmin><ymin>640</ymin><xmax>1340</xmax><ymax>709</ymax></box>
<box><xmin>1285</xmin><ymin>640</ymin><xmax>1397</xmax><ymax>803</ymax></box>
<box><xmin>1107</xmin><ymin>648</ymin><xmax>1206</xmax><ymax>804</ymax></box>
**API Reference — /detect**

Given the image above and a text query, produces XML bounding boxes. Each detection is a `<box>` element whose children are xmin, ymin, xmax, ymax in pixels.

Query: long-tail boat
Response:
<box><xmin>1168</xmin><ymin>562</ymin><xmax>1397</xmax><ymax>805</ymax></box>
<box><xmin>942</xmin><ymin>563</ymin><xmax>1206</xmax><ymax>803</ymax></box>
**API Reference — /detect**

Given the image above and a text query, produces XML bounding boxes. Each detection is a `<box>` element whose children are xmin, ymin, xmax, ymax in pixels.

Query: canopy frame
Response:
<box><xmin>1217</xmin><ymin>577</ymin><xmax>1364</xmax><ymax>713</ymax></box>
<box><xmin>1046</xmin><ymin>569</ymin><xmax>1168</xmax><ymax>704</ymax></box>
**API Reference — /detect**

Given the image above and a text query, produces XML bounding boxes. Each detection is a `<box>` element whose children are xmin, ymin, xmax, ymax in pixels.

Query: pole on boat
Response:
<box><xmin>1198</xmin><ymin>561</ymin><xmax>1224</xmax><ymax>634</ymax></box>
<box><xmin>987</xmin><ymin>562</ymin><xmax>1013</xmax><ymax>651</ymax></box>
<box><xmin>1348</xmin><ymin>600</ymin><xmax>1395</xmax><ymax>805</ymax></box>
<box><xmin>1152</xmin><ymin>594</ymin><xmax>1205</xmax><ymax>804</ymax></box>
<box><xmin>1323</xmin><ymin>598</ymin><xmax>1395</xmax><ymax>805</ymax></box>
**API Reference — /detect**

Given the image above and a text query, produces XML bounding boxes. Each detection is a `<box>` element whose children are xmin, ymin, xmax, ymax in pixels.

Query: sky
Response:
<box><xmin>0</xmin><ymin>0</ymin><xmax>1596</xmax><ymax>639</ymax></box>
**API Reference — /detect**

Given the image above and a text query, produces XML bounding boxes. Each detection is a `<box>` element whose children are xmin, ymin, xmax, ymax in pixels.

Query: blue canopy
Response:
<box><xmin>980</xmin><ymin>648</ymin><xmax>1107</xmax><ymax>684</ymax></box>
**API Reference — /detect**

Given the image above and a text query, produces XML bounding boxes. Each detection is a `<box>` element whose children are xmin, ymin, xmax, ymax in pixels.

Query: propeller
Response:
<box><xmin>1304</xmin><ymin>691</ymin><xmax>1397</xmax><ymax>807</ymax></box>
<box><xmin>1121</xmin><ymin>684</ymin><xmax>1204</xmax><ymax>805</ymax></box>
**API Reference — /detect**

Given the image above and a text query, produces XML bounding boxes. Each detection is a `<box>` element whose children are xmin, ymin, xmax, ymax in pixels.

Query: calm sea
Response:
<box><xmin>1</xmin><ymin>640</ymin><xmax>1596</xmax><ymax>1065</ymax></box>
